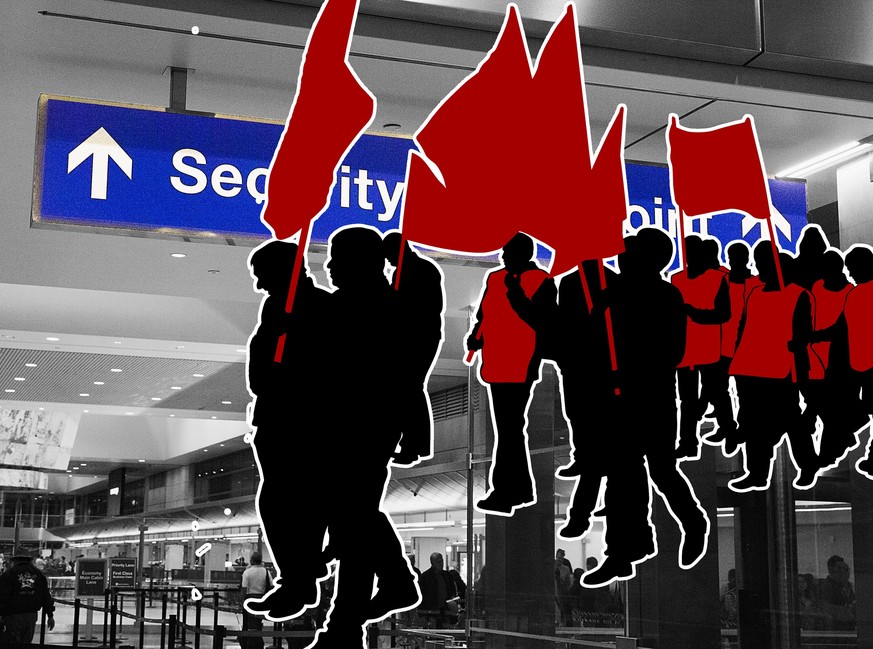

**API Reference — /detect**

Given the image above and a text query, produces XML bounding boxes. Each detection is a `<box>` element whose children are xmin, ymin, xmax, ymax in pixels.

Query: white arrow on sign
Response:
<box><xmin>741</xmin><ymin>205</ymin><xmax>793</xmax><ymax>243</ymax></box>
<box><xmin>67</xmin><ymin>127</ymin><xmax>133</xmax><ymax>200</ymax></box>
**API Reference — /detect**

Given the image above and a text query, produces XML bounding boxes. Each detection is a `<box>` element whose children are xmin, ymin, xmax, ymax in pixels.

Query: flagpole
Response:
<box><xmin>678</xmin><ymin>210</ymin><xmax>688</xmax><ymax>270</ymax></box>
<box><xmin>765</xmin><ymin>212</ymin><xmax>785</xmax><ymax>290</ymax></box>
<box><xmin>597</xmin><ymin>260</ymin><xmax>620</xmax><ymax>396</ymax></box>
<box><xmin>273</xmin><ymin>221</ymin><xmax>313</xmax><ymax>364</ymax></box>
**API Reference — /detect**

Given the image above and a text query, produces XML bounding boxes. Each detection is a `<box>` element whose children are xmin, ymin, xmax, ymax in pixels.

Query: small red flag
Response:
<box><xmin>666</xmin><ymin>114</ymin><xmax>772</xmax><ymax>222</ymax></box>
<box><xmin>261</xmin><ymin>0</ymin><xmax>375</xmax><ymax>241</ymax></box>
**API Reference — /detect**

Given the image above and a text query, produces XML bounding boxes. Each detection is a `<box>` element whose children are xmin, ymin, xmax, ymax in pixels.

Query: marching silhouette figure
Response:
<box><xmin>842</xmin><ymin>245</ymin><xmax>873</xmax><ymax>478</ymax></box>
<box><xmin>384</xmin><ymin>231</ymin><xmax>445</xmax><ymax>466</ymax></box>
<box><xmin>806</xmin><ymin>247</ymin><xmax>867</xmax><ymax>472</ymax></box>
<box><xmin>728</xmin><ymin>241</ymin><xmax>819</xmax><ymax>492</ymax></box>
<box><xmin>310</xmin><ymin>226</ymin><xmax>422</xmax><ymax>648</ymax></box>
<box><xmin>574</xmin><ymin>229</ymin><xmax>708</xmax><ymax>586</ymax></box>
<box><xmin>467</xmin><ymin>232</ymin><xmax>557</xmax><ymax>516</ymax></box>
<box><xmin>245</xmin><ymin>240</ymin><xmax>333</xmax><ymax>621</ymax></box>
<box><xmin>671</xmin><ymin>235</ymin><xmax>731</xmax><ymax>459</ymax></box>
<box><xmin>703</xmin><ymin>241</ymin><xmax>759</xmax><ymax>454</ymax></box>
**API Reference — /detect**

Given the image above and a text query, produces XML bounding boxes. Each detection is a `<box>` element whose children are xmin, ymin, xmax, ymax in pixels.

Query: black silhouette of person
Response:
<box><xmin>554</xmin><ymin>244</ymin><xmax>655</xmax><ymax>585</ymax></box>
<box><xmin>842</xmin><ymin>245</ymin><xmax>873</xmax><ymax>478</ymax></box>
<box><xmin>245</xmin><ymin>240</ymin><xmax>333</xmax><ymax>621</ymax></box>
<box><xmin>805</xmin><ymin>247</ymin><xmax>867</xmax><ymax>471</ymax></box>
<box><xmin>579</xmin><ymin>228</ymin><xmax>708</xmax><ymax>586</ymax></box>
<box><xmin>309</xmin><ymin>225</ymin><xmax>423</xmax><ymax>648</ymax></box>
<box><xmin>703</xmin><ymin>241</ymin><xmax>760</xmax><ymax>454</ymax></box>
<box><xmin>671</xmin><ymin>235</ymin><xmax>731</xmax><ymax>459</ymax></box>
<box><xmin>728</xmin><ymin>241</ymin><xmax>819</xmax><ymax>491</ymax></box>
<box><xmin>384</xmin><ymin>231</ymin><xmax>446</xmax><ymax>466</ymax></box>
<box><xmin>466</xmin><ymin>232</ymin><xmax>557</xmax><ymax>516</ymax></box>
<box><xmin>553</xmin><ymin>259</ymin><xmax>617</xmax><ymax>480</ymax></box>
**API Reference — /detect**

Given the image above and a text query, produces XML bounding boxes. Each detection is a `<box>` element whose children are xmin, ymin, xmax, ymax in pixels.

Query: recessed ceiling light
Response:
<box><xmin>193</xmin><ymin>373</ymin><xmax>204</xmax><ymax>378</ymax></box>
<box><xmin>38</xmin><ymin>407</ymin><xmax>44</xmax><ymax>411</ymax></box>
<box><xmin>83</xmin><ymin>410</ymin><xmax>89</xmax><ymax>413</ymax></box>
<box><xmin>171</xmin><ymin>386</ymin><xmax>182</xmax><ymax>390</ymax></box>
<box><xmin>221</xmin><ymin>401</ymin><xmax>231</xmax><ymax>405</ymax></box>
<box><xmin>171</xmin><ymin>253</ymin><xmax>187</xmax><ymax>258</ymax></box>
<box><xmin>25</xmin><ymin>363</ymin><xmax>37</xmax><ymax>368</ymax></box>
<box><xmin>4</xmin><ymin>389</ymin><xmax>14</xmax><ymax>393</ymax></box>
<box><xmin>114</xmin><ymin>341</ymin><xmax>122</xmax><ymax>345</ymax></box>
<box><xmin>169</xmin><ymin>414</ymin><xmax>176</xmax><ymax>417</ymax></box>
<box><xmin>46</xmin><ymin>337</ymin><xmax>59</xmax><ymax>342</ymax></box>
<box><xmin>93</xmin><ymin>381</ymin><xmax>104</xmax><ymax>385</ymax></box>
<box><xmin>80</xmin><ymin>463</ymin><xmax>87</xmax><ymax>466</ymax></box>
<box><xmin>176</xmin><ymin>345</ymin><xmax>185</xmax><ymax>350</ymax></box>
<box><xmin>235</xmin><ymin>349</ymin><xmax>246</xmax><ymax>353</ymax></box>
<box><xmin>110</xmin><ymin>368</ymin><xmax>123</xmax><ymax>373</ymax></box>
<box><xmin>219</xmin><ymin>444</ymin><xmax>225</xmax><ymax>447</ymax></box>
<box><xmin>13</xmin><ymin>377</ymin><xmax>24</xmax><ymax>382</ymax></box>
<box><xmin>138</xmin><ymin>459</ymin><xmax>146</xmax><ymax>463</ymax></box>
<box><xmin>211</xmin><ymin>416</ymin><xmax>217</xmax><ymax>419</ymax></box>
<box><xmin>203</xmin><ymin>449</ymin><xmax>208</xmax><ymax>452</ymax></box>
<box><xmin>66</xmin><ymin>470</ymin><xmax>71</xmax><ymax>474</ymax></box>
<box><xmin>73</xmin><ymin>466</ymin><xmax>79</xmax><ymax>470</ymax></box>
<box><xmin>79</xmin><ymin>393</ymin><xmax>89</xmax><ymax>397</ymax></box>
<box><xmin>126</xmin><ymin>412</ymin><xmax>134</xmax><ymax>415</ymax></box>
<box><xmin>151</xmin><ymin>397</ymin><xmax>161</xmax><ymax>401</ymax></box>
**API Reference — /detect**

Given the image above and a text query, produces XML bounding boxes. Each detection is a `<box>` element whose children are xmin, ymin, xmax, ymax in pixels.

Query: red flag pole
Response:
<box><xmin>765</xmin><ymin>213</ymin><xmax>785</xmax><ymax>291</ymax></box>
<box><xmin>597</xmin><ymin>260</ymin><xmax>620</xmax><ymax>396</ymax></box>
<box><xmin>393</xmin><ymin>235</ymin><xmax>407</xmax><ymax>291</ymax></box>
<box><xmin>578</xmin><ymin>262</ymin><xmax>593</xmax><ymax>313</ymax></box>
<box><xmin>273</xmin><ymin>221</ymin><xmax>313</xmax><ymax>364</ymax></box>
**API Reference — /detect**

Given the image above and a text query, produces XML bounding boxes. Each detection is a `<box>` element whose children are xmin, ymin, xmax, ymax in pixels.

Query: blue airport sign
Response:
<box><xmin>33</xmin><ymin>95</ymin><xmax>806</xmax><ymax>256</ymax></box>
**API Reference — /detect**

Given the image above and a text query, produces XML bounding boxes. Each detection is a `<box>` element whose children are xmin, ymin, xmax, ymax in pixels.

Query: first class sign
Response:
<box><xmin>31</xmin><ymin>95</ymin><xmax>807</xmax><ymax>253</ymax></box>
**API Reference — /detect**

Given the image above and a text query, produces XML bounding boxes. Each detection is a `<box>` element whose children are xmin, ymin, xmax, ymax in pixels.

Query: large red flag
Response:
<box><xmin>400</xmin><ymin>3</ymin><xmax>627</xmax><ymax>279</ymax></box>
<box><xmin>524</xmin><ymin>4</ymin><xmax>627</xmax><ymax>275</ymax></box>
<box><xmin>666</xmin><ymin>114</ymin><xmax>772</xmax><ymax>223</ymax></box>
<box><xmin>261</xmin><ymin>0</ymin><xmax>375</xmax><ymax>241</ymax></box>
<box><xmin>400</xmin><ymin>4</ymin><xmax>533</xmax><ymax>256</ymax></box>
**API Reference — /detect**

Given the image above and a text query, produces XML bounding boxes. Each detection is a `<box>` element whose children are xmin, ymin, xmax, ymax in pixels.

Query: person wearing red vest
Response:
<box><xmin>843</xmin><ymin>245</ymin><xmax>873</xmax><ymax>478</ymax></box>
<box><xmin>728</xmin><ymin>242</ymin><xmax>819</xmax><ymax>492</ymax></box>
<box><xmin>703</xmin><ymin>241</ymin><xmax>760</xmax><ymax>455</ymax></box>
<box><xmin>466</xmin><ymin>232</ymin><xmax>557</xmax><ymax>515</ymax></box>
<box><xmin>805</xmin><ymin>249</ymin><xmax>867</xmax><ymax>471</ymax></box>
<box><xmin>671</xmin><ymin>235</ymin><xmax>731</xmax><ymax>459</ymax></box>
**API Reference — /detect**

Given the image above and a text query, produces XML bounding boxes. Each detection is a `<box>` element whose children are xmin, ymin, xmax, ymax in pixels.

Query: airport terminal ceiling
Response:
<box><xmin>4</xmin><ymin>0</ymin><xmax>873</xmax><ymax>505</ymax></box>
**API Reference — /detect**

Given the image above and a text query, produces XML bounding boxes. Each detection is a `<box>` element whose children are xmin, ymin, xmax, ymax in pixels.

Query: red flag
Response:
<box><xmin>525</xmin><ymin>4</ymin><xmax>627</xmax><ymax>274</ymax></box>
<box><xmin>666</xmin><ymin>114</ymin><xmax>772</xmax><ymax>222</ymax></box>
<box><xmin>261</xmin><ymin>0</ymin><xmax>375</xmax><ymax>241</ymax></box>
<box><xmin>400</xmin><ymin>4</ymin><xmax>627</xmax><ymax>278</ymax></box>
<box><xmin>400</xmin><ymin>5</ymin><xmax>533</xmax><ymax>256</ymax></box>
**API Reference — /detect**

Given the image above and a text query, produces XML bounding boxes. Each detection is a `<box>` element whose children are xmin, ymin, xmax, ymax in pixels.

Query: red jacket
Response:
<box><xmin>809</xmin><ymin>280</ymin><xmax>851</xmax><ymax>379</ymax></box>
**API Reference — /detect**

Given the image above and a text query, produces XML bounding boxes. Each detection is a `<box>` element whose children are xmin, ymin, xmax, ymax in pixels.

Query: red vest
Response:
<box><xmin>722</xmin><ymin>275</ymin><xmax>762</xmax><ymax>358</ymax></box>
<box><xmin>730</xmin><ymin>284</ymin><xmax>809</xmax><ymax>380</ymax></box>
<box><xmin>672</xmin><ymin>268</ymin><xmax>725</xmax><ymax>367</ymax></box>
<box><xmin>479</xmin><ymin>268</ymin><xmax>548</xmax><ymax>383</ymax></box>
<box><xmin>845</xmin><ymin>282</ymin><xmax>873</xmax><ymax>372</ymax></box>
<box><xmin>808</xmin><ymin>280</ymin><xmax>851</xmax><ymax>378</ymax></box>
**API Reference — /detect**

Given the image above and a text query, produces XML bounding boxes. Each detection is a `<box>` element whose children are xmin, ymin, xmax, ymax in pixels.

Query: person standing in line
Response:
<box><xmin>0</xmin><ymin>555</ymin><xmax>55</xmax><ymax>643</ymax></box>
<box><xmin>240</xmin><ymin>552</ymin><xmax>273</xmax><ymax>649</ymax></box>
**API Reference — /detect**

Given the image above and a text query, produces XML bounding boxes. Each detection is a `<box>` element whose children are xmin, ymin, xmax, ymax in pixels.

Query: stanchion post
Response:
<box><xmin>195</xmin><ymin>595</ymin><xmax>202</xmax><ymax>649</ymax></box>
<box><xmin>213</xmin><ymin>591</ymin><xmax>219</xmax><ymax>632</ymax></box>
<box><xmin>103</xmin><ymin>590</ymin><xmax>110</xmax><ymax>647</ymax></box>
<box><xmin>139</xmin><ymin>590</ymin><xmax>147</xmax><ymax>649</ymax></box>
<box><xmin>213</xmin><ymin>625</ymin><xmax>225</xmax><ymax>649</ymax></box>
<box><xmin>160</xmin><ymin>594</ymin><xmax>168</xmax><ymax>649</ymax></box>
<box><xmin>39</xmin><ymin>609</ymin><xmax>47</xmax><ymax>646</ymax></box>
<box><xmin>169</xmin><ymin>615</ymin><xmax>177</xmax><ymax>649</ymax></box>
<box><xmin>181</xmin><ymin>589</ymin><xmax>189</xmax><ymax>647</ymax></box>
<box><xmin>109</xmin><ymin>590</ymin><xmax>118</xmax><ymax>649</ymax></box>
<box><xmin>73</xmin><ymin>597</ymin><xmax>81</xmax><ymax>649</ymax></box>
<box><xmin>119</xmin><ymin>591</ymin><xmax>124</xmax><ymax>633</ymax></box>
<box><xmin>271</xmin><ymin>621</ymin><xmax>280</xmax><ymax>649</ymax></box>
